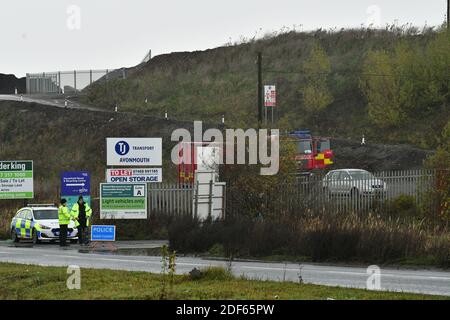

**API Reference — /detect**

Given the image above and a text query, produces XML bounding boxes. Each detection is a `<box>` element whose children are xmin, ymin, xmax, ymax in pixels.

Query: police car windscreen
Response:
<box><xmin>34</xmin><ymin>209</ymin><xmax>58</xmax><ymax>220</ymax></box>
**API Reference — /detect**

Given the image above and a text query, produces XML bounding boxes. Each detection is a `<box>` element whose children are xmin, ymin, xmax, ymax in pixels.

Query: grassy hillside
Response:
<box><xmin>83</xmin><ymin>27</ymin><xmax>450</xmax><ymax>149</ymax></box>
<box><xmin>0</xmin><ymin>101</ymin><xmax>204</xmax><ymax>200</ymax></box>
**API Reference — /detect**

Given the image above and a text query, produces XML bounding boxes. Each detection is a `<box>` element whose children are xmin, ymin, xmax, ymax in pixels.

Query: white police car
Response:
<box><xmin>10</xmin><ymin>204</ymin><xmax>78</xmax><ymax>244</ymax></box>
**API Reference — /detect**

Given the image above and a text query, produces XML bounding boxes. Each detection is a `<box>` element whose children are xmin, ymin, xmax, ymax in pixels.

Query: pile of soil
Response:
<box><xmin>331</xmin><ymin>138</ymin><xmax>433</xmax><ymax>172</ymax></box>
<box><xmin>0</xmin><ymin>73</ymin><xmax>26</xmax><ymax>94</ymax></box>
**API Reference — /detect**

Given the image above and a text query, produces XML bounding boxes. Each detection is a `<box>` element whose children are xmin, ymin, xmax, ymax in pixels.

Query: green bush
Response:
<box><xmin>191</xmin><ymin>267</ymin><xmax>234</xmax><ymax>281</ymax></box>
<box><xmin>388</xmin><ymin>194</ymin><xmax>420</xmax><ymax>219</ymax></box>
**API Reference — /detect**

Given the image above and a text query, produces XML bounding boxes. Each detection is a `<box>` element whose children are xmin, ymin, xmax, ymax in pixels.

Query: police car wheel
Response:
<box><xmin>32</xmin><ymin>229</ymin><xmax>41</xmax><ymax>244</ymax></box>
<box><xmin>11</xmin><ymin>229</ymin><xmax>19</xmax><ymax>243</ymax></box>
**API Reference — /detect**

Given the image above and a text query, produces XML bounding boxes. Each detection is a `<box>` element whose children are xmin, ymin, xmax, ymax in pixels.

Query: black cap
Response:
<box><xmin>61</xmin><ymin>198</ymin><xmax>67</xmax><ymax>204</ymax></box>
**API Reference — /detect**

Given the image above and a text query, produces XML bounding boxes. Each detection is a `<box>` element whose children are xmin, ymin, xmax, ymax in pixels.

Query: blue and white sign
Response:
<box><xmin>61</xmin><ymin>171</ymin><xmax>91</xmax><ymax>210</ymax></box>
<box><xmin>106</xmin><ymin>138</ymin><xmax>162</xmax><ymax>166</ymax></box>
<box><xmin>61</xmin><ymin>171</ymin><xmax>90</xmax><ymax>195</ymax></box>
<box><xmin>91</xmin><ymin>225</ymin><xmax>116</xmax><ymax>242</ymax></box>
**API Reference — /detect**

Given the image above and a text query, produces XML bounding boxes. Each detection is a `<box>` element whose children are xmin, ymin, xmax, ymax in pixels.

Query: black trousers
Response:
<box><xmin>77</xmin><ymin>226</ymin><xmax>88</xmax><ymax>244</ymax></box>
<box><xmin>59</xmin><ymin>224</ymin><xmax>68</xmax><ymax>246</ymax></box>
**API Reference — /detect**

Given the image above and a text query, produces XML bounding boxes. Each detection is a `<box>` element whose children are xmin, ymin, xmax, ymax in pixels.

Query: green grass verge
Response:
<box><xmin>0</xmin><ymin>263</ymin><xmax>447</xmax><ymax>300</ymax></box>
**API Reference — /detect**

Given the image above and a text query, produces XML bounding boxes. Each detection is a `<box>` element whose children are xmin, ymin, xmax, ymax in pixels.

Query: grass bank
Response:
<box><xmin>0</xmin><ymin>263</ymin><xmax>447</xmax><ymax>300</ymax></box>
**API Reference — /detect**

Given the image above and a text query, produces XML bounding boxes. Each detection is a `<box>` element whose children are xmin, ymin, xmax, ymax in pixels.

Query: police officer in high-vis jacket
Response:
<box><xmin>71</xmin><ymin>195</ymin><xmax>92</xmax><ymax>245</ymax></box>
<box><xmin>58</xmin><ymin>199</ymin><xmax>71</xmax><ymax>247</ymax></box>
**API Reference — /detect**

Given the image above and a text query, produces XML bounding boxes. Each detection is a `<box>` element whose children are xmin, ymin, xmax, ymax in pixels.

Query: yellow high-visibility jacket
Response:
<box><xmin>58</xmin><ymin>205</ymin><xmax>71</xmax><ymax>225</ymax></box>
<box><xmin>70</xmin><ymin>203</ymin><xmax>92</xmax><ymax>227</ymax></box>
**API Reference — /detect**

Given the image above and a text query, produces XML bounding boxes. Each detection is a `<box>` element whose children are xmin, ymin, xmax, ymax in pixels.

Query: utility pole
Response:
<box><xmin>257</xmin><ymin>52</ymin><xmax>263</xmax><ymax>125</ymax></box>
<box><xmin>447</xmin><ymin>0</ymin><xmax>449</xmax><ymax>30</ymax></box>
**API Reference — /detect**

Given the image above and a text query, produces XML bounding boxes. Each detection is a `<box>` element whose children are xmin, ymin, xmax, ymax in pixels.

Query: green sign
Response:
<box><xmin>100</xmin><ymin>183</ymin><xmax>147</xmax><ymax>219</ymax></box>
<box><xmin>0</xmin><ymin>161</ymin><xmax>34</xmax><ymax>199</ymax></box>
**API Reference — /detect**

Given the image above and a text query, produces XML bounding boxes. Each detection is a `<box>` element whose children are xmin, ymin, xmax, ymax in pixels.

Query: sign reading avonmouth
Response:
<box><xmin>100</xmin><ymin>183</ymin><xmax>147</xmax><ymax>219</ymax></box>
<box><xmin>0</xmin><ymin>160</ymin><xmax>33</xmax><ymax>199</ymax></box>
<box><xmin>106</xmin><ymin>168</ymin><xmax>162</xmax><ymax>183</ymax></box>
<box><xmin>106</xmin><ymin>138</ymin><xmax>162</xmax><ymax>166</ymax></box>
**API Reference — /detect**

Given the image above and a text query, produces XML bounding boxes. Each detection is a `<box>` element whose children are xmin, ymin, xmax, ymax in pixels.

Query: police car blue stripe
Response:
<box><xmin>25</xmin><ymin>229</ymin><xmax>30</xmax><ymax>238</ymax></box>
<box><xmin>20</xmin><ymin>220</ymin><xmax>26</xmax><ymax>229</ymax></box>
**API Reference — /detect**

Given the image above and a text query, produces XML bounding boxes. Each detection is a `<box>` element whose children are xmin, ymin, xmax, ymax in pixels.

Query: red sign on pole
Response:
<box><xmin>264</xmin><ymin>85</ymin><xmax>276</xmax><ymax>107</ymax></box>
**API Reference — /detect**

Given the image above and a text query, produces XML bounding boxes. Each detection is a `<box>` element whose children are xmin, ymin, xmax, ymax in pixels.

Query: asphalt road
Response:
<box><xmin>0</xmin><ymin>94</ymin><xmax>104</xmax><ymax>112</ymax></box>
<box><xmin>1</xmin><ymin>241</ymin><xmax>450</xmax><ymax>296</ymax></box>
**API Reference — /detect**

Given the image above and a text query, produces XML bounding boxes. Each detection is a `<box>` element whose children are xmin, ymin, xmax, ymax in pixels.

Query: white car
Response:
<box><xmin>10</xmin><ymin>204</ymin><xmax>78</xmax><ymax>244</ymax></box>
<box><xmin>322</xmin><ymin>169</ymin><xmax>387</xmax><ymax>197</ymax></box>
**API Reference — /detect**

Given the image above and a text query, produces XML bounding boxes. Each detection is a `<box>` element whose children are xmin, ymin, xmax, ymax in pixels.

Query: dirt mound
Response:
<box><xmin>0</xmin><ymin>73</ymin><xmax>26</xmax><ymax>94</ymax></box>
<box><xmin>331</xmin><ymin>138</ymin><xmax>433</xmax><ymax>171</ymax></box>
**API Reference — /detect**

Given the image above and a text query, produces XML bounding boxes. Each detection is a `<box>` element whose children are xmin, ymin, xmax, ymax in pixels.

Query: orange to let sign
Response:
<box><xmin>264</xmin><ymin>85</ymin><xmax>276</xmax><ymax>107</ymax></box>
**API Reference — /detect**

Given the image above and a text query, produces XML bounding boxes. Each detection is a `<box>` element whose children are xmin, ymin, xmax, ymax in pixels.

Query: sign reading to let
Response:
<box><xmin>100</xmin><ymin>183</ymin><xmax>147</xmax><ymax>219</ymax></box>
<box><xmin>106</xmin><ymin>168</ymin><xmax>162</xmax><ymax>183</ymax></box>
<box><xmin>0</xmin><ymin>160</ymin><xmax>33</xmax><ymax>199</ymax></box>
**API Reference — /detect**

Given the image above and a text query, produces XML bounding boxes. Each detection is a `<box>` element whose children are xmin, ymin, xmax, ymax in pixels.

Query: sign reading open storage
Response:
<box><xmin>100</xmin><ymin>183</ymin><xmax>147</xmax><ymax>219</ymax></box>
<box><xmin>106</xmin><ymin>138</ymin><xmax>162</xmax><ymax>166</ymax></box>
<box><xmin>106</xmin><ymin>168</ymin><xmax>162</xmax><ymax>183</ymax></box>
<box><xmin>0</xmin><ymin>160</ymin><xmax>33</xmax><ymax>199</ymax></box>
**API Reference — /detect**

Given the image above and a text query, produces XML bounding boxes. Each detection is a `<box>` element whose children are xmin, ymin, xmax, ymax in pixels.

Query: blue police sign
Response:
<box><xmin>61</xmin><ymin>171</ymin><xmax>90</xmax><ymax>196</ymax></box>
<box><xmin>91</xmin><ymin>225</ymin><xmax>116</xmax><ymax>242</ymax></box>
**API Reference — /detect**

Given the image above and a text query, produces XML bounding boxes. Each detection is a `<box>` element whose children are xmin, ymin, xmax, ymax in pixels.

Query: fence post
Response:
<box><xmin>208</xmin><ymin>180</ymin><xmax>213</xmax><ymax>219</ymax></box>
<box><xmin>194</xmin><ymin>182</ymin><xmax>199</xmax><ymax>219</ymax></box>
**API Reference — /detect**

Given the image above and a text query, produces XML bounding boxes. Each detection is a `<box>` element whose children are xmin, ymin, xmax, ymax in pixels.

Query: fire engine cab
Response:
<box><xmin>288</xmin><ymin>130</ymin><xmax>334</xmax><ymax>173</ymax></box>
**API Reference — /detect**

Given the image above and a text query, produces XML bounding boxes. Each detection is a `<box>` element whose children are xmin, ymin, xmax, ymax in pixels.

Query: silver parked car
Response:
<box><xmin>322</xmin><ymin>169</ymin><xmax>387</xmax><ymax>197</ymax></box>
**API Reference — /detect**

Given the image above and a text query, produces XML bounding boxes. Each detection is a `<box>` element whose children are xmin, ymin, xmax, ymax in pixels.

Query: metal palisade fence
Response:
<box><xmin>147</xmin><ymin>182</ymin><xmax>226</xmax><ymax>219</ymax></box>
<box><xmin>226</xmin><ymin>169</ymin><xmax>445</xmax><ymax>219</ymax></box>
<box><xmin>145</xmin><ymin>169</ymin><xmax>445</xmax><ymax>219</ymax></box>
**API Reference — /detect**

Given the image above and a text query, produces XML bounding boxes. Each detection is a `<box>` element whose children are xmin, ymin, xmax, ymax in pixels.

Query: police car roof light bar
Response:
<box><xmin>27</xmin><ymin>204</ymin><xmax>57</xmax><ymax>208</ymax></box>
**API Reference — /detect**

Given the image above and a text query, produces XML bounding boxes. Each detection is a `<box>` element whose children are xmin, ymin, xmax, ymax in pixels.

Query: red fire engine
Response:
<box><xmin>288</xmin><ymin>130</ymin><xmax>334</xmax><ymax>172</ymax></box>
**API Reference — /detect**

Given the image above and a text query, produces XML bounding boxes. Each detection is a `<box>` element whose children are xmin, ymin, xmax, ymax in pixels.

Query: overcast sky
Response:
<box><xmin>0</xmin><ymin>0</ymin><xmax>447</xmax><ymax>77</ymax></box>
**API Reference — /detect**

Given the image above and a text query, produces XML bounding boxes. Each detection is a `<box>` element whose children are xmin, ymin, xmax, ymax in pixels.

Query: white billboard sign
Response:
<box><xmin>264</xmin><ymin>85</ymin><xmax>276</xmax><ymax>107</ymax></box>
<box><xmin>106</xmin><ymin>138</ymin><xmax>162</xmax><ymax>166</ymax></box>
<box><xmin>106</xmin><ymin>168</ymin><xmax>162</xmax><ymax>183</ymax></box>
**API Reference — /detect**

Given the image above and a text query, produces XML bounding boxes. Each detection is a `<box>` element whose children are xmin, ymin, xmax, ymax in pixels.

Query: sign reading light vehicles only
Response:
<box><xmin>100</xmin><ymin>183</ymin><xmax>147</xmax><ymax>219</ymax></box>
<box><xmin>106</xmin><ymin>138</ymin><xmax>162</xmax><ymax>166</ymax></box>
<box><xmin>106</xmin><ymin>168</ymin><xmax>162</xmax><ymax>183</ymax></box>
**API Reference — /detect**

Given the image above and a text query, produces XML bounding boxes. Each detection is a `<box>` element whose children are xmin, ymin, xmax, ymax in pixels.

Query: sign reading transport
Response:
<box><xmin>106</xmin><ymin>138</ymin><xmax>162</xmax><ymax>166</ymax></box>
<box><xmin>106</xmin><ymin>168</ymin><xmax>162</xmax><ymax>183</ymax></box>
<box><xmin>100</xmin><ymin>183</ymin><xmax>147</xmax><ymax>219</ymax></box>
<box><xmin>0</xmin><ymin>160</ymin><xmax>33</xmax><ymax>199</ymax></box>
